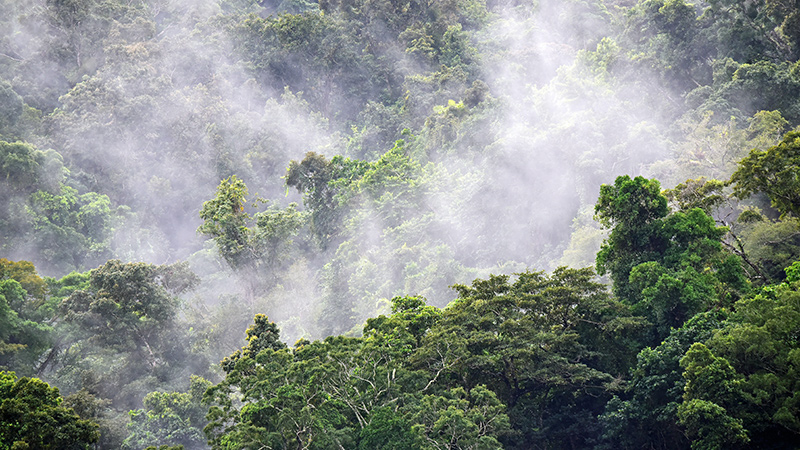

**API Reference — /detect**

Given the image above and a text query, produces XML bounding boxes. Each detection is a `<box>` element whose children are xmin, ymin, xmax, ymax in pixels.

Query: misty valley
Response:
<box><xmin>1</xmin><ymin>0</ymin><xmax>800</xmax><ymax>449</ymax></box>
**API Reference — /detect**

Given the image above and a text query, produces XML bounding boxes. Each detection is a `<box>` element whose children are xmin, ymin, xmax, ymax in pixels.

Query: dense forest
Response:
<box><xmin>1</xmin><ymin>0</ymin><xmax>800</xmax><ymax>448</ymax></box>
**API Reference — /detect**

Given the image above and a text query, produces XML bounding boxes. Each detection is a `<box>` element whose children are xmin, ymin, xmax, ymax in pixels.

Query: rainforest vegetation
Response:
<box><xmin>1</xmin><ymin>0</ymin><xmax>800</xmax><ymax>448</ymax></box>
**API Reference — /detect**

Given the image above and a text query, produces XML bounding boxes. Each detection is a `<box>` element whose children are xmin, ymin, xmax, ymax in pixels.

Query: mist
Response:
<box><xmin>2</xmin><ymin>0</ymin><xmax>799</xmax><ymax>448</ymax></box>
<box><xmin>0</xmin><ymin>0</ymin><xmax>706</xmax><ymax>341</ymax></box>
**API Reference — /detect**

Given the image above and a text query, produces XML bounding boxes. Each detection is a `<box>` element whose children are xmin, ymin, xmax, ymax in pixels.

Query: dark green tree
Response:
<box><xmin>204</xmin><ymin>315</ymin><xmax>358</xmax><ymax>449</ymax></box>
<box><xmin>0</xmin><ymin>371</ymin><xmax>99</xmax><ymax>449</ymax></box>
<box><xmin>596</xmin><ymin>175</ymin><xmax>746</xmax><ymax>342</ymax></box>
<box><xmin>598</xmin><ymin>311</ymin><xmax>727</xmax><ymax>450</ymax></box>
<box><xmin>677</xmin><ymin>343</ymin><xmax>749</xmax><ymax>449</ymax></box>
<box><xmin>595</xmin><ymin>175</ymin><xmax>670</xmax><ymax>299</ymax></box>
<box><xmin>0</xmin><ymin>280</ymin><xmax>51</xmax><ymax>374</ymax></box>
<box><xmin>123</xmin><ymin>376</ymin><xmax>212</xmax><ymax>450</ymax></box>
<box><xmin>414</xmin><ymin>268</ymin><xmax>642</xmax><ymax>449</ymax></box>
<box><xmin>730</xmin><ymin>130</ymin><xmax>800</xmax><ymax>217</ymax></box>
<box><xmin>692</xmin><ymin>270</ymin><xmax>800</xmax><ymax>447</ymax></box>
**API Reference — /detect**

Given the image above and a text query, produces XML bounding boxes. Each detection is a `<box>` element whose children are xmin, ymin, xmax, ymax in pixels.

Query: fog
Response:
<box><xmin>4</xmin><ymin>1</ymin><xmax>798</xmax><ymax>448</ymax></box>
<box><xmin>2</xmin><ymin>0</ymin><xmax>683</xmax><ymax>344</ymax></box>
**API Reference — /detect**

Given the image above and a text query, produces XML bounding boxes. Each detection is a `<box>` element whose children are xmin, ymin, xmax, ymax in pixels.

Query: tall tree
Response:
<box><xmin>0</xmin><ymin>371</ymin><xmax>99</xmax><ymax>449</ymax></box>
<box><xmin>595</xmin><ymin>175</ymin><xmax>747</xmax><ymax>342</ymax></box>
<box><xmin>54</xmin><ymin>260</ymin><xmax>202</xmax><ymax>408</ymax></box>
<box><xmin>199</xmin><ymin>176</ymin><xmax>308</xmax><ymax>304</ymax></box>
<box><xmin>730</xmin><ymin>130</ymin><xmax>800</xmax><ymax>217</ymax></box>
<box><xmin>414</xmin><ymin>267</ymin><xmax>642</xmax><ymax>449</ymax></box>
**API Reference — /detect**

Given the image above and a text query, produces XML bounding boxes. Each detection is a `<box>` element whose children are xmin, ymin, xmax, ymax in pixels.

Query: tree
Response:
<box><xmin>595</xmin><ymin>175</ymin><xmax>746</xmax><ymax>342</ymax></box>
<box><xmin>198</xmin><ymin>176</ymin><xmax>254</xmax><ymax>270</ymax></box>
<box><xmin>0</xmin><ymin>141</ymin><xmax>41</xmax><ymax>194</ymax></box>
<box><xmin>204</xmin><ymin>315</ymin><xmax>358</xmax><ymax>449</ymax></box>
<box><xmin>0</xmin><ymin>280</ymin><xmax>51</xmax><ymax>374</ymax></box>
<box><xmin>203</xmin><ymin>302</ymin><xmax>511</xmax><ymax>450</ymax></box>
<box><xmin>697</xmin><ymin>273</ymin><xmax>800</xmax><ymax>447</ymax></box>
<box><xmin>54</xmin><ymin>260</ymin><xmax>202</xmax><ymax>410</ymax></box>
<box><xmin>25</xmin><ymin>185</ymin><xmax>115</xmax><ymax>273</ymax></box>
<box><xmin>38</xmin><ymin>260</ymin><xmax>205</xmax><ymax>447</ymax></box>
<box><xmin>595</xmin><ymin>175</ymin><xmax>670</xmax><ymax>299</ymax></box>
<box><xmin>61</xmin><ymin>260</ymin><xmax>180</xmax><ymax>355</ymax></box>
<box><xmin>199</xmin><ymin>176</ymin><xmax>308</xmax><ymax>303</ymax></box>
<box><xmin>285</xmin><ymin>152</ymin><xmax>369</xmax><ymax>248</ymax></box>
<box><xmin>0</xmin><ymin>259</ymin><xmax>46</xmax><ymax>303</ymax></box>
<box><xmin>598</xmin><ymin>311</ymin><xmax>728</xmax><ymax>450</ymax></box>
<box><xmin>414</xmin><ymin>268</ymin><xmax>642</xmax><ymax>449</ymax></box>
<box><xmin>0</xmin><ymin>81</ymin><xmax>24</xmax><ymax>137</ymax></box>
<box><xmin>737</xmin><ymin>216</ymin><xmax>800</xmax><ymax>282</ymax></box>
<box><xmin>123</xmin><ymin>376</ymin><xmax>212</xmax><ymax>450</ymax></box>
<box><xmin>730</xmin><ymin>130</ymin><xmax>800</xmax><ymax>218</ymax></box>
<box><xmin>408</xmin><ymin>385</ymin><xmax>509</xmax><ymax>450</ymax></box>
<box><xmin>677</xmin><ymin>343</ymin><xmax>749</xmax><ymax>449</ymax></box>
<box><xmin>0</xmin><ymin>260</ymin><xmax>51</xmax><ymax>374</ymax></box>
<box><xmin>357</xmin><ymin>406</ymin><xmax>417</xmax><ymax>450</ymax></box>
<box><xmin>0</xmin><ymin>371</ymin><xmax>99</xmax><ymax>449</ymax></box>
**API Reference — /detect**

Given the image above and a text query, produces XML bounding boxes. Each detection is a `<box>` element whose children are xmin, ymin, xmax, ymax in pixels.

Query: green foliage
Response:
<box><xmin>286</xmin><ymin>152</ymin><xmax>370</xmax><ymax>248</ymax></box>
<box><xmin>785</xmin><ymin>260</ymin><xmax>800</xmax><ymax>283</ymax></box>
<box><xmin>288</xmin><ymin>144</ymin><xmax>474</xmax><ymax>335</ymax></box>
<box><xmin>0</xmin><ymin>82</ymin><xmax>24</xmax><ymax>136</ymax></box>
<box><xmin>198</xmin><ymin>176</ymin><xmax>253</xmax><ymax>270</ymax></box>
<box><xmin>622</xmin><ymin>0</ymin><xmax>800</xmax><ymax>120</ymax></box>
<box><xmin>0</xmin><ymin>141</ymin><xmax>41</xmax><ymax>193</ymax></box>
<box><xmin>598</xmin><ymin>311</ymin><xmax>727</xmax><ymax>449</ymax></box>
<box><xmin>664</xmin><ymin>178</ymin><xmax>726</xmax><ymax>214</ymax></box>
<box><xmin>30</xmin><ymin>260</ymin><xmax>210</xmax><ymax>447</ymax></box>
<box><xmin>677</xmin><ymin>342</ymin><xmax>750</xmax><ymax>449</ymax></box>
<box><xmin>0</xmin><ymin>139</ymin><xmax>119</xmax><ymax>275</ymax></box>
<box><xmin>123</xmin><ymin>376</ymin><xmax>211</xmax><ymax>450</ymax></box>
<box><xmin>0</xmin><ymin>260</ymin><xmax>51</xmax><ymax>374</ymax></box>
<box><xmin>677</xmin><ymin>398</ymin><xmax>749</xmax><ymax>450</ymax></box>
<box><xmin>0</xmin><ymin>371</ymin><xmax>99</xmax><ymax>449</ymax></box>
<box><xmin>205</xmin><ymin>315</ymin><xmax>356</xmax><ymax>449</ymax></box>
<box><xmin>228</xmin><ymin>11</ymin><xmax>386</xmax><ymax>124</ymax></box>
<box><xmin>415</xmin><ymin>267</ymin><xmax>642</xmax><ymax>448</ymax></box>
<box><xmin>655</xmin><ymin>110</ymin><xmax>790</xmax><ymax>186</ymax></box>
<box><xmin>61</xmin><ymin>260</ymin><xmax>179</xmax><ymax>350</ymax></box>
<box><xmin>26</xmin><ymin>185</ymin><xmax>114</xmax><ymax>272</ymax></box>
<box><xmin>0</xmin><ymin>280</ymin><xmax>51</xmax><ymax>374</ymax></box>
<box><xmin>357</xmin><ymin>405</ymin><xmax>416</xmax><ymax>449</ymax></box>
<box><xmin>596</xmin><ymin>175</ymin><xmax>746</xmax><ymax>342</ymax></box>
<box><xmin>604</xmin><ymin>266</ymin><xmax>800</xmax><ymax>449</ymax></box>
<box><xmin>595</xmin><ymin>175</ymin><xmax>670</xmax><ymax>303</ymax></box>
<box><xmin>52</xmin><ymin>260</ymin><xmax>207</xmax><ymax>414</ymax></box>
<box><xmin>702</xmin><ymin>59</ymin><xmax>800</xmax><ymax>123</ymax></box>
<box><xmin>0</xmin><ymin>0</ymin><xmax>799</xmax><ymax>448</ymax></box>
<box><xmin>699</xmin><ymin>280</ymin><xmax>800</xmax><ymax>446</ymax></box>
<box><xmin>204</xmin><ymin>305</ymin><xmax>514</xmax><ymax>450</ymax></box>
<box><xmin>409</xmin><ymin>385</ymin><xmax>509</xmax><ymax>450</ymax></box>
<box><xmin>364</xmin><ymin>296</ymin><xmax>441</xmax><ymax>351</ymax></box>
<box><xmin>595</xmin><ymin>175</ymin><xmax>670</xmax><ymax>299</ymax></box>
<box><xmin>731</xmin><ymin>130</ymin><xmax>800</xmax><ymax>217</ymax></box>
<box><xmin>0</xmin><ymin>259</ymin><xmax>46</xmax><ymax>304</ymax></box>
<box><xmin>199</xmin><ymin>176</ymin><xmax>308</xmax><ymax>278</ymax></box>
<box><xmin>623</xmin><ymin>0</ymin><xmax>713</xmax><ymax>94</ymax></box>
<box><xmin>738</xmin><ymin>216</ymin><xmax>800</xmax><ymax>282</ymax></box>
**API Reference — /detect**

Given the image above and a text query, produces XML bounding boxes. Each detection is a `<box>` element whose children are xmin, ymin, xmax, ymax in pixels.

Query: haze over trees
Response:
<box><xmin>1</xmin><ymin>0</ymin><xmax>799</xmax><ymax>448</ymax></box>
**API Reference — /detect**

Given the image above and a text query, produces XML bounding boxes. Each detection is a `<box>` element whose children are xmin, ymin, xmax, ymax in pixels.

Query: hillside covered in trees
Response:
<box><xmin>1</xmin><ymin>0</ymin><xmax>800</xmax><ymax>448</ymax></box>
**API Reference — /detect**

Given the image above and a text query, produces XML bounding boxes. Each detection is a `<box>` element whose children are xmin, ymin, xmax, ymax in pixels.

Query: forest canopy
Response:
<box><xmin>1</xmin><ymin>0</ymin><xmax>799</xmax><ymax>448</ymax></box>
